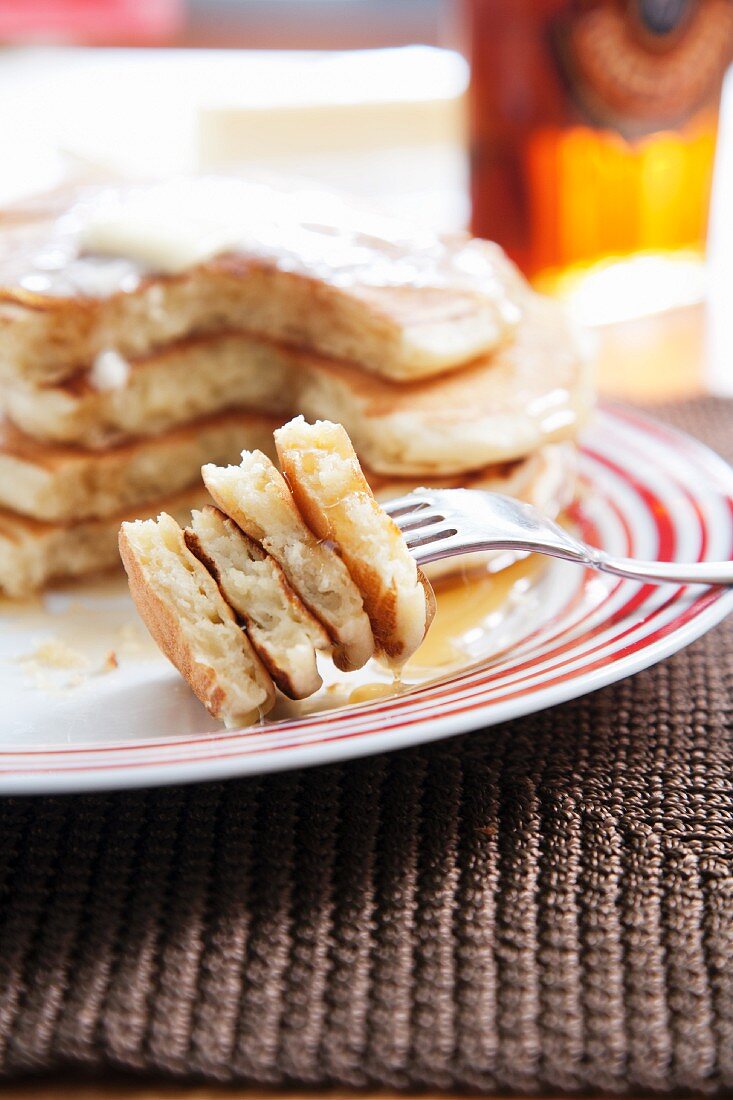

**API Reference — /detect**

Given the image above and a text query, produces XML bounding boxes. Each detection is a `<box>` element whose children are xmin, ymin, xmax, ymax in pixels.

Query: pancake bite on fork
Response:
<box><xmin>118</xmin><ymin>417</ymin><xmax>439</xmax><ymax>726</ymax></box>
<box><xmin>276</xmin><ymin>417</ymin><xmax>435</xmax><ymax>666</ymax></box>
<box><xmin>203</xmin><ymin>449</ymin><xmax>375</xmax><ymax>673</ymax></box>
<box><xmin>184</xmin><ymin>505</ymin><xmax>329</xmax><ymax>700</ymax></box>
<box><xmin>119</xmin><ymin>512</ymin><xmax>276</xmax><ymax>728</ymax></box>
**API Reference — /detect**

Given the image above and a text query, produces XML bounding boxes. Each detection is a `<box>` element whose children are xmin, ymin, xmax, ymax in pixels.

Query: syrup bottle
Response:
<box><xmin>464</xmin><ymin>0</ymin><xmax>733</xmax><ymax>280</ymax></box>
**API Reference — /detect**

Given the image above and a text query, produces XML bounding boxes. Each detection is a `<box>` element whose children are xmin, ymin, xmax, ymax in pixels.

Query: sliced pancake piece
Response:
<box><xmin>275</xmin><ymin>417</ymin><xmax>435</xmax><ymax>666</ymax></box>
<box><xmin>202</xmin><ymin>450</ymin><xmax>374</xmax><ymax>672</ymax></box>
<box><xmin>0</xmin><ymin>410</ymin><xmax>279</xmax><ymax>522</ymax></box>
<box><xmin>0</xmin><ymin>178</ymin><xmax>522</xmax><ymax>385</ymax></box>
<box><xmin>0</xmin><ymin>485</ymin><xmax>207</xmax><ymax>599</ymax></box>
<box><xmin>184</xmin><ymin>505</ymin><xmax>328</xmax><ymax>699</ymax></box>
<box><xmin>119</xmin><ymin>512</ymin><xmax>275</xmax><ymax>728</ymax></box>
<box><xmin>3</xmin><ymin>293</ymin><xmax>591</xmax><ymax>476</ymax></box>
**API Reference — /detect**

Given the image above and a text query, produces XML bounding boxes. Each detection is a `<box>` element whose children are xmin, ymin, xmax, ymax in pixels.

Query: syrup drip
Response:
<box><xmin>273</xmin><ymin>554</ymin><xmax>546</xmax><ymax>720</ymax></box>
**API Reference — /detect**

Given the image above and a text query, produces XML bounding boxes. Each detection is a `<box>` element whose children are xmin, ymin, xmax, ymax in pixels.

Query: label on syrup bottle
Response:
<box><xmin>554</xmin><ymin>0</ymin><xmax>733</xmax><ymax>135</ymax></box>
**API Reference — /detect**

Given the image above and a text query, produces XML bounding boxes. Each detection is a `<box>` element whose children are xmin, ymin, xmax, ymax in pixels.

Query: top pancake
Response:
<box><xmin>0</xmin><ymin>177</ymin><xmax>523</xmax><ymax>384</ymax></box>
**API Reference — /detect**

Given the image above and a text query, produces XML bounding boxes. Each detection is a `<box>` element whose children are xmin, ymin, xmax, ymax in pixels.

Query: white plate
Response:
<box><xmin>1</xmin><ymin>405</ymin><xmax>731</xmax><ymax>794</ymax></box>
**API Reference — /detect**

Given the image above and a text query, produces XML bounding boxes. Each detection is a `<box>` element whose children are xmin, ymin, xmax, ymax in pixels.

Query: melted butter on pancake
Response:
<box><xmin>0</xmin><ymin>178</ymin><xmax>523</xmax><ymax>327</ymax></box>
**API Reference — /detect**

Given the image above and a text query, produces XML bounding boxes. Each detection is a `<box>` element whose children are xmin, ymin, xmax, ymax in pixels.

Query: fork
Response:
<box><xmin>383</xmin><ymin>489</ymin><xmax>733</xmax><ymax>586</ymax></box>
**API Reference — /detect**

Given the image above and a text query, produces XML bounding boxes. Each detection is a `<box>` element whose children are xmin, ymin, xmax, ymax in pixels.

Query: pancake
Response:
<box><xmin>0</xmin><ymin>410</ymin><xmax>280</xmax><ymax>522</ymax></box>
<box><xmin>276</xmin><ymin>417</ymin><xmax>435</xmax><ymax>666</ymax></box>
<box><xmin>2</xmin><ymin>333</ymin><xmax>292</xmax><ymax>449</ymax></box>
<box><xmin>119</xmin><ymin>512</ymin><xmax>275</xmax><ymax>728</ymax></box>
<box><xmin>4</xmin><ymin>294</ymin><xmax>592</xmax><ymax>476</ymax></box>
<box><xmin>0</xmin><ymin>485</ymin><xmax>207</xmax><ymax>599</ymax></box>
<box><xmin>0</xmin><ymin>178</ymin><xmax>522</xmax><ymax>385</ymax></box>
<box><xmin>202</xmin><ymin>449</ymin><xmax>375</xmax><ymax>672</ymax></box>
<box><xmin>184</xmin><ymin>505</ymin><xmax>328</xmax><ymax>699</ymax></box>
<box><xmin>315</xmin><ymin>294</ymin><xmax>592</xmax><ymax>476</ymax></box>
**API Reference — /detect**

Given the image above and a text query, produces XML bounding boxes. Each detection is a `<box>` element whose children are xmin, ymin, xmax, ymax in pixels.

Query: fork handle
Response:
<box><xmin>592</xmin><ymin>552</ymin><xmax>733</xmax><ymax>587</ymax></box>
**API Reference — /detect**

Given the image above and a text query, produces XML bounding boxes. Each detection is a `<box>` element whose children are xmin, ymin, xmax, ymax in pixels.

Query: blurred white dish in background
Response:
<box><xmin>0</xmin><ymin>45</ymin><xmax>468</xmax><ymax>231</ymax></box>
<box><xmin>197</xmin><ymin>46</ymin><xmax>468</xmax><ymax>229</ymax></box>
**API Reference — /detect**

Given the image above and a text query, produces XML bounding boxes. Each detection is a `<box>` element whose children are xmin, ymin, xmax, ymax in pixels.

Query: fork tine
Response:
<box><xmin>381</xmin><ymin>492</ymin><xmax>431</xmax><ymax>518</ymax></box>
<box><xmin>395</xmin><ymin>509</ymin><xmax>446</xmax><ymax>533</ymax></box>
<box><xmin>404</xmin><ymin>526</ymin><xmax>458</xmax><ymax>551</ymax></box>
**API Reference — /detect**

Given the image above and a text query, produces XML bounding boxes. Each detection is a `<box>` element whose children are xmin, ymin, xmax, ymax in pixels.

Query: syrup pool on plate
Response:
<box><xmin>273</xmin><ymin>553</ymin><xmax>549</xmax><ymax>719</ymax></box>
<box><xmin>0</xmin><ymin>553</ymin><xmax>553</xmax><ymax>737</ymax></box>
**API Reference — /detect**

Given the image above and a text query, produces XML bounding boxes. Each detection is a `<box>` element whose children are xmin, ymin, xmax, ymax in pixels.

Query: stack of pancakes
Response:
<box><xmin>0</xmin><ymin>178</ymin><xmax>593</xmax><ymax>597</ymax></box>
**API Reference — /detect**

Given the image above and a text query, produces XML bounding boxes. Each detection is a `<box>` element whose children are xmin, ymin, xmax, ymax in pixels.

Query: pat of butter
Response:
<box><xmin>90</xmin><ymin>349</ymin><xmax>131</xmax><ymax>391</ymax></box>
<box><xmin>78</xmin><ymin>180</ymin><xmax>279</xmax><ymax>273</ymax></box>
<box><xmin>82</xmin><ymin>208</ymin><xmax>239</xmax><ymax>274</ymax></box>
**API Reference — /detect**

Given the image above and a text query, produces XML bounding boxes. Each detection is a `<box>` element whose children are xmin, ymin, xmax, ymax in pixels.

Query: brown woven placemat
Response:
<box><xmin>0</xmin><ymin>399</ymin><xmax>731</xmax><ymax>1094</ymax></box>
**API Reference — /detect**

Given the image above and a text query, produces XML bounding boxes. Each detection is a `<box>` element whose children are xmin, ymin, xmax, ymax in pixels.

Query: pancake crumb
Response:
<box><xmin>21</xmin><ymin>638</ymin><xmax>88</xmax><ymax>670</ymax></box>
<box><xmin>101</xmin><ymin>650</ymin><xmax>119</xmax><ymax>673</ymax></box>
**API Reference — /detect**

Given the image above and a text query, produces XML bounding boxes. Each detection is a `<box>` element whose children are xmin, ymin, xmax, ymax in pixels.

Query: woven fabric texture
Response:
<box><xmin>0</xmin><ymin>399</ymin><xmax>731</xmax><ymax>1093</ymax></box>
